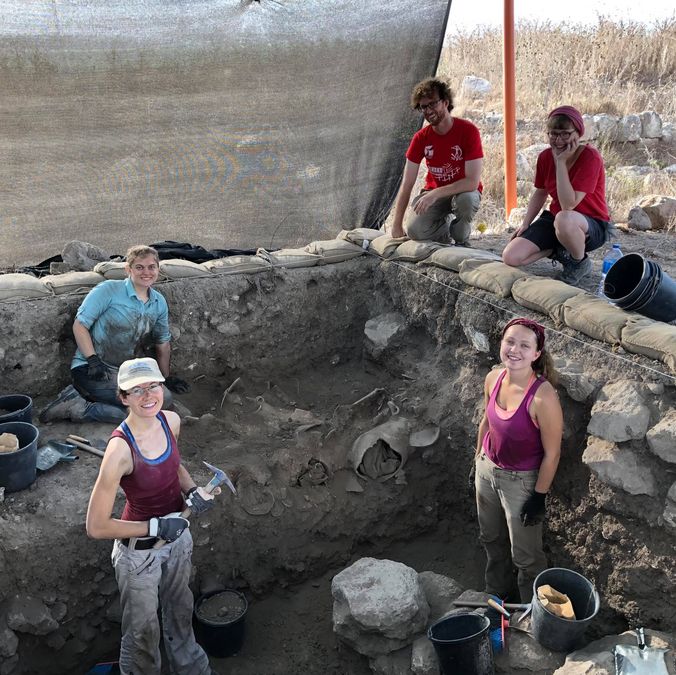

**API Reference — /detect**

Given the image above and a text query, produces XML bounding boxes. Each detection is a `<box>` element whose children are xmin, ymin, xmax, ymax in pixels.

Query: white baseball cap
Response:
<box><xmin>117</xmin><ymin>357</ymin><xmax>165</xmax><ymax>390</ymax></box>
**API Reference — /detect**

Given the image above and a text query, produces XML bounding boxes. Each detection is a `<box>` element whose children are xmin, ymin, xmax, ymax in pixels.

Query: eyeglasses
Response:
<box><xmin>547</xmin><ymin>130</ymin><xmax>575</xmax><ymax>141</ymax></box>
<box><xmin>126</xmin><ymin>383</ymin><xmax>163</xmax><ymax>398</ymax></box>
<box><xmin>417</xmin><ymin>99</ymin><xmax>443</xmax><ymax>112</ymax></box>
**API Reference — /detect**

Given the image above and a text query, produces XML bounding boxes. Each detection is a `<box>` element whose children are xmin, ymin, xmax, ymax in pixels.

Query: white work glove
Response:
<box><xmin>148</xmin><ymin>516</ymin><xmax>189</xmax><ymax>542</ymax></box>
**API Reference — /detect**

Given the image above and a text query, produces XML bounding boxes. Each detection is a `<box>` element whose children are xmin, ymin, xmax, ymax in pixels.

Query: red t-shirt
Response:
<box><xmin>406</xmin><ymin>118</ymin><xmax>484</xmax><ymax>192</ymax></box>
<box><xmin>534</xmin><ymin>145</ymin><xmax>610</xmax><ymax>221</ymax></box>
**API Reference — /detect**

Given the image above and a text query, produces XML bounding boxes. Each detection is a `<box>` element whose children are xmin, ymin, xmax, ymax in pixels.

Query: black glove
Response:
<box><xmin>164</xmin><ymin>375</ymin><xmax>191</xmax><ymax>394</ymax></box>
<box><xmin>87</xmin><ymin>354</ymin><xmax>110</xmax><ymax>381</ymax></box>
<box><xmin>185</xmin><ymin>486</ymin><xmax>214</xmax><ymax>515</ymax></box>
<box><xmin>468</xmin><ymin>463</ymin><xmax>476</xmax><ymax>498</ymax></box>
<box><xmin>520</xmin><ymin>491</ymin><xmax>547</xmax><ymax>527</ymax></box>
<box><xmin>149</xmin><ymin>515</ymin><xmax>190</xmax><ymax>542</ymax></box>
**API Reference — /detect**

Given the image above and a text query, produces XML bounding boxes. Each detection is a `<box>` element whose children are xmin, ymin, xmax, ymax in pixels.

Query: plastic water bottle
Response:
<box><xmin>597</xmin><ymin>244</ymin><xmax>623</xmax><ymax>297</ymax></box>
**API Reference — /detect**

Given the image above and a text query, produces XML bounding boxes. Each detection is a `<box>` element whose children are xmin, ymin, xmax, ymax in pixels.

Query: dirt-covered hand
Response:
<box><xmin>87</xmin><ymin>354</ymin><xmax>110</xmax><ymax>381</ymax></box>
<box><xmin>149</xmin><ymin>515</ymin><xmax>189</xmax><ymax>542</ymax></box>
<box><xmin>520</xmin><ymin>491</ymin><xmax>546</xmax><ymax>526</ymax></box>
<box><xmin>185</xmin><ymin>486</ymin><xmax>215</xmax><ymax>515</ymax></box>
<box><xmin>165</xmin><ymin>375</ymin><xmax>191</xmax><ymax>394</ymax></box>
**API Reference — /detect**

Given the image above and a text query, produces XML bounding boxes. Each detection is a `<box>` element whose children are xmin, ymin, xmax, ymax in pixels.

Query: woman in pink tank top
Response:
<box><xmin>473</xmin><ymin>318</ymin><xmax>563</xmax><ymax>603</ymax></box>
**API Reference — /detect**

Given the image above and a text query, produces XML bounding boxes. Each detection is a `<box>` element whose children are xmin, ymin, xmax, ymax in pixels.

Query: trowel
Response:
<box><xmin>36</xmin><ymin>440</ymin><xmax>78</xmax><ymax>471</ymax></box>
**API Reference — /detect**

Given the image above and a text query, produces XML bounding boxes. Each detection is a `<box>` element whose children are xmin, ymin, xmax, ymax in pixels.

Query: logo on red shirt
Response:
<box><xmin>450</xmin><ymin>145</ymin><xmax>463</xmax><ymax>161</ymax></box>
<box><xmin>424</xmin><ymin>145</ymin><xmax>434</xmax><ymax>159</ymax></box>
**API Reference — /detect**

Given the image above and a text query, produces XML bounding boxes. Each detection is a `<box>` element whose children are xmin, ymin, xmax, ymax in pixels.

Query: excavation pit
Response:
<box><xmin>0</xmin><ymin>258</ymin><xmax>674</xmax><ymax>674</ymax></box>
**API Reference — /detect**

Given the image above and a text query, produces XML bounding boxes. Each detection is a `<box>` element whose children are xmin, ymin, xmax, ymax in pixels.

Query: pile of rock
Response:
<box><xmin>331</xmin><ymin>557</ymin><xmax>676</xmax><ymax>674</ymax></box>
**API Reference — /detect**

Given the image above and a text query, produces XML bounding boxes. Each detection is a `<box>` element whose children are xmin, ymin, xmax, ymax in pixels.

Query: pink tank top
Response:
<box><xmin>482</xmin><ymin>370</ymin><xmax>545</xmax><ymax>471</ymax></box>
<box><xmin>113</xmin><ymin>411</ymin><xmax>185</xmax><ymax>521</ymax></box>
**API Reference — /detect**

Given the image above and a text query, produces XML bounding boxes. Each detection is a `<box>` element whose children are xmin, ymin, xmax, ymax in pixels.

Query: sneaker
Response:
<box><xmin>454</xmin><ymin>240</ymin><xmax>472</xmax><ymax>248</ymax></box>
<box><xmin>39</xmin><ymin>385</ymin><xmax>88</xmax><ymax>422</ymax></box>
<box><xmin>559</xmin><ymin>254</ymin><xmax>593</xmax><ymax>286</ymax></box>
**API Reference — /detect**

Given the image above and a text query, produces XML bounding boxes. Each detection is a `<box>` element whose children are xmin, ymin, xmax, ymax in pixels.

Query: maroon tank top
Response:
<box><xmin>482</xmin><ymin>370</ymin><xmax>545</xmax><ymax>471</ymax></box>
<box><xmin>113</xmin><ymin>411</ymin><xmax>184</xmax><ymax>521</ymax></box>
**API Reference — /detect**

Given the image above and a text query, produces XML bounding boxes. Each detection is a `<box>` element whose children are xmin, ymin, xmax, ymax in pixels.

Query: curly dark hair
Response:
<box><xmin>410</xmin><ymin>77</ymin><xmax>454</xmax><ymax>112</ymax></box>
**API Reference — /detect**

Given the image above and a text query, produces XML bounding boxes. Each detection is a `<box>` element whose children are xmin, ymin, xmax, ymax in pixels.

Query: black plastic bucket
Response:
<box><xmin>0</xmin><ymin>395</ymin><xmax>33</xmax><ymax>424</ymax></box>
<box><xmin>0</xmin><ymin>421</ymin><xmax>39</xmax><ymax>492</ymax></box>
<box><xmin>194</xmin><ymin>589</ymin><xmax>247</xmax><ymax>658</ymax></box>
<box><xmin>428</xmin><ymin>613</ymin><xmax>494</xmax><ymax>675</ymax></box>
<box><xmin>604</xmin><ymin>253</ymin><xmax>676</xmax><ymax>323</ymax></box>
<box><xmin>531</xmin><ymin>568</ymin><xmax>600</xmax><ymax>652</ymax></box>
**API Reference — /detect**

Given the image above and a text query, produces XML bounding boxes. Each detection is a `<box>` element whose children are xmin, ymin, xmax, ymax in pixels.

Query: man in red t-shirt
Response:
<box><xmin>502</xmin><ymin>105</ymin><xmax>612</xmax><ymax>285</ymax></box>
<box><xmin>391</xmin><ymin>77</ymin><xmax>484</xmax><ymax>245</ymax></box>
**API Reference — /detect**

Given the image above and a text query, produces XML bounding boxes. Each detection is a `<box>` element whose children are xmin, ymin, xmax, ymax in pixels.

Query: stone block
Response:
<box><xmin>61</xmin><ymin>240</ymin><xmax>111</xmax><ymax>271</ymax></box>
<box><xmin>332</xmin><ymin>557</ymin><xmax>430</xmax><ymax>658</ymax></box>
<box><xmin>365</xmin><ymin>313</ymin><xmax>407</xmax><ymax>358</ymax></box>
<box><xmin>617</xmin><ymin>114</ymin><xmax>641</xmax><ymax>142</ymax></box>
<box><xmin>646</xmin><ymin>410</ymin><xmax>676</xmax><ymax>464</ymax></box>
<box><xmin>593</xmin><ymin>114</ymin><xmax>618</xmax><ymax>140</ymax></box>
<box><xmin>553</xmin><ymin>357</ymin><xmax>598</xmax><ymax>402</ymax></box>
<box><xmin>636</xmin><ymin>195</ymin><xmax>676</xmax><ymax>230</ymax></box>
<box><xmin>417</xmin><ymin>572</ymin><xmax>464</xmax><ymax>622</ymax></box>
<box><xmin>639</xmin><ymin>110</ymin><xmax>662</xmax><ymax>139</ymax></box>
<box><xmin>5</xmin><ymin>595</ymin><xmax>59</xmax><ymax>636</ymax></box>
<box><xmin>411</xmin><ymin>636</ymin><xmax>439</xmax><ymax>675</ymax></box>
<box><xmin>582</xmin><ymin>437</ymin><xmax>657</xmax><ymax>496</ymax></box>
<box><xmin>461</xmin><ymin>75</ymin><xmax>492</xmax><ymax>99</ymax></box>
<box><xmin>582</xmin><ymin>114</ymin><xmax>597</xmax><ymax>140</ymax></box>
<box><xmin>500</xmin><ymin>629</ymin><xmax>566</xmax><ymax>673</ymax></box>
<box><xmin>587</xmin><ymin>381</ymin><xmax>650</xmax><ymax>442</ymax></box>
<box><xmin>627</xmin><ymin>206</ymin><xmax>652</xmax><ymax>231</ymax></box>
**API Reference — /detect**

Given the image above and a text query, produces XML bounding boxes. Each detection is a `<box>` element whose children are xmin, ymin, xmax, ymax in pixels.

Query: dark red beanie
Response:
<box><xmin>548</xmin><ymin>105</ymin><xmax>585</xmax><ymax>136</ymax></box>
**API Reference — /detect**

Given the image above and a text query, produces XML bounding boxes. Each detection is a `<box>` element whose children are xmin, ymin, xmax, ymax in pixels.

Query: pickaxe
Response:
<box><xmin>152</xmin><ymin>461</ymin><xmax>236</xmax><ymax>550</ymax></box>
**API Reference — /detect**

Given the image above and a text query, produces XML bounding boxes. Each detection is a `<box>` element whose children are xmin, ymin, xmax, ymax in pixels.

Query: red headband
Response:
<box><xmin>502</xmin><ymin>318</ymin><xmax>546</xmax><ymax>351</ymax></box>
<box><xmin>548</xmin><ymin>105</ymin><xmax>585</xmax><ymax>137</ymax></box>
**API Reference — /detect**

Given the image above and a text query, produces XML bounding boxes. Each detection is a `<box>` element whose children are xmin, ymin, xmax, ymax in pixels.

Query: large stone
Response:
<box><xmin>516</xmin><ymin>152</ymin><xmax>533</xmax><ymax>181</ymax></box>
<box><xmin>582</xmin><ymin>114</ymin><xmax>598</xmax><ymax>140</ymax></box>
<box><xmin>61</xmin><ymin>240</ymin><xmax>111</xmax><ymax>271</ymax></box>
<box><xmin>587</xmin><ymin>381</ymin><xmax>650</xmax><ymax>442</ymax></box>
<box><xmin>507</xmin><ymin>207</ymin><xmax>527</xmax><ymax>229</ymax></box>
<box><xmin>617</xmin><ymin>114</ymin><xmax>641</xmax><ymax>142</ymax></box>
<box><xmin>369</xmin><ymin>646</ymin><xmax>413</xmax><ymax>675</ymax></box>
<box><xmin>417</xmin><ymin>572</ymin><xmax>464</xmax><ymax>622</ymax></box>
<box><xmin>636</xmin><ymin>195</ymin><xmax>676</xmax><ymax>230</ymax></box>
<box><xmin>553</xmin><ymin>357</ymin><xmax>598</xmax><ymax>402</ymax></box>
<box><xmin>519</xmin><ymin>143</ymin><xmax>549</xmax><ymax>169</ymax></box>
<box><xmin>646</xmin><ymin>411</ymin><xmax>676</xmax><ymax>464</ymax></box>
<box><xmin>332</xmin><ymin>558</ymin><xmax>430</xmax><ymax>658</ymax></box>
<box><xmin>663</xmin><ymin>482</ymin><xmax>676</xmax><ymax>529</ymax></box>
<box><xmin>662</xmin><ymin>122</ymin><xmax>676</xmax><ymax>144</ymax></box>
<box><xmin>365</xmin><ymin>313</ymin><xmax>407</xmax><ymax>358</ymax></box>
<box><xmin>0</xmin><ymin>618</ymin><xmax>18</xmax><ymax>658</ymax></box>
<box><xmin>461</xmin><ymin>75</ymin><xmax>492</xmax><ymax>99</ymax></box>
<box><xmin>5</xmin><ymin>595</ymin><xmax>59</xmax><ymax>636</ymax></box>
<box><xmin>411</xmin><ymin>636</ymin><xmax>439</xmax><ymax>675</ymax></box>
<box><xmin>593</xmin><ymin>114</ymin><xmax>618</xmax><ymax>140</ymax></box>
<box><xmin>582</xmin><ymin>437</ymin><xmax>657</xmax><ymax>496</ymax></box>
<box><xmin>627</xmin><ymin>206</ymin><xmax>652</xmax><ymax>231</ymax></box>
<box><xmin>639</xmin><ymin>110</ymin><xmax>662</xmax><ymax>139</ymax></box>
<box><xmin>498</xmin><ymin>629</ymin><xmax>566</xmax><ymax>673</ymax></box>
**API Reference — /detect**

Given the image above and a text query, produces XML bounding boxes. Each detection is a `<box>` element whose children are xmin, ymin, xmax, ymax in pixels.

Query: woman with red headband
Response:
<box><xmin>473</xmin><ymin>318</ymin><xmax>563</xmax><ymax>602</ymax></box>
<box><xmin>502</xmin><ymin>105</ymin><xmax>612</xmax><ymax>286</ymax></box>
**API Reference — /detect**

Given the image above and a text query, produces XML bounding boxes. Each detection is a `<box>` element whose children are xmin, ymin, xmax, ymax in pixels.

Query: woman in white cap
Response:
<box><xmin>86</xmin><ymin>357</ymin><xmax>217</xmax><ymax>675</ymax></box>
<box><xmin>502</xmin><ymin>105</ymin><xmax>612</xmax><ymax>286</ymax></box>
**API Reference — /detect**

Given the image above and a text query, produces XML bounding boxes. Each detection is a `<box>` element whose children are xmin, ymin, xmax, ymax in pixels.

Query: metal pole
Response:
<box><xmin>503</xmin><ymin>0</ymin><xmax>517</xmax><ymax>219</ymax></box>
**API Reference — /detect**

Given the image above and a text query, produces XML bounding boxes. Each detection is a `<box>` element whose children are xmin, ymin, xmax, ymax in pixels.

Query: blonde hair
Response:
<box><xmin>125</xmin><ymin>245</ymin><xmax>159</xmax><ymax>267</ymax></box>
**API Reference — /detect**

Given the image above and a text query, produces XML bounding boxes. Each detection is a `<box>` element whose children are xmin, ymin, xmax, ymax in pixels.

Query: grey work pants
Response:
<box><xmin>475</xmin><ymin>452</ymin><xmax>546</xmax><ymax>603</ymax></box>
<box><xmin>406</xmin><ymin>189</ymin><xmax>481</xmax><ymax>244</ymax></box>
<box><xmin>112</xmin><ymin>531</ymin><xmax>210</xmax><ymax>675</ymax></box>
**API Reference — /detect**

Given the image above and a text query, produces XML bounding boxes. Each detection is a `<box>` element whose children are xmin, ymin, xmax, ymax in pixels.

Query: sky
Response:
<box><xmin>449</xmin><ymin>0</ymin><xmax>675</xmax><ymax>32</ymax></box>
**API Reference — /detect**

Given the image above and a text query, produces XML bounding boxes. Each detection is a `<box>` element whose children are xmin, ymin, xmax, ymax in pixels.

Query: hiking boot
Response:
<box><xmin>551</xmin><ymin>244</ymin><xmax>573</xmax><ymax>266</ymax></box>
<box><xmin>39</xmin><ymin>385</ymin><xmax>89</xmax><ymax>422</ymax></box>
<box><xmin>559</xmin><ymin>254</ymin><xmax>593</xmax><ymax>286</ymax></box>
<box><xmin>454</xmin><ymin>239</ymin><xmax>472</xmax><ymax>248</ymax></box>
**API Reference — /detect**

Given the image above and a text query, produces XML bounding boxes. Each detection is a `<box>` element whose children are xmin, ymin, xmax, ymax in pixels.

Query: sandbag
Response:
<box><xmin>512</xmin><ymin>277</ymin><xmax>585</xmax><ymax>324</ymax></box>
<box><xmin>337</xmin><ymin>227</ymin><xmax>386</xmax><ymax>248</ymax></box>
<box><xmin>159</xmin><ymin>259</ymin><xmax>213</xmax><ymax>279</ymax></box>
<box><xmin>41</xmin><ymin>271</ymin><xmax>105</xmax><ymax>295</ymax></box>
<box><xmin>389</xmin><ymin>239</ymin><xmax>441</xmax><ymax>262</ymax></box>
<box><xmin>459</xmin><ymin>259</ymin><xmax>530</xmax><ymax>298</ymax></box>
<box><xmin>424</xmin><ymin>246</ymin><xmax>500</xmax><ymax>272</ymax></box>
<box><xmin>0</xmin><ymin>273</ymin><xmax>54</xmax><ymax>301</ymax></box>
<box><xmin>621</xmin><ymin>317</ymin><xmax>676</xmax><ymax>372</ymax></box>
<box><xmin>93</xmin><ymin>261</ymin><xmax>128</xmax><ymax>280</ymax></box>
<box><xmin>368</xmin><ymin>234</ymin><xmax>409</xmax><ymax>259</ymax></box>
<box><xmin>562</xmin><ymin>294</ymin><xmax>634</xmax><ymax>345</ymax></box>
<box><xmin>203</xmin><ymin>255</ymin><xmax>272</xmax><ymax>275</ymax></box>
<box><xmin>256</xmin><ymin>247</ymin><xmax>321</xmax><ymax>269</ymax></box>
<box><xmin>304</xmin><ymin>239</ymin><xmax>365</xmax><ymax>264</ymax></box>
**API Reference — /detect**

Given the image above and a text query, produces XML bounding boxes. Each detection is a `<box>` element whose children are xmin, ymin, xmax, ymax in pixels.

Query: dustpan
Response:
<box><xmin>36</xmin><ymin>441</ymin><xmax>77</xmax><ymax>471</ymax></box>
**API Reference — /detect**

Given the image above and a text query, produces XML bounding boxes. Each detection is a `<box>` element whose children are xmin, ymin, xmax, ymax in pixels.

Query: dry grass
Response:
<box><xmin>439</xmin><ymin>19</ymin><xmax>676</xmax><ymax>228</ymax></box>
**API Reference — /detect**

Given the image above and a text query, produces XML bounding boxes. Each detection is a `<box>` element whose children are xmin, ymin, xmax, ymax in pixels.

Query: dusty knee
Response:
<box><xmin>502</xmin><ymin>243</ymin><xmax>526</xmax><ymax>267</ymax></box>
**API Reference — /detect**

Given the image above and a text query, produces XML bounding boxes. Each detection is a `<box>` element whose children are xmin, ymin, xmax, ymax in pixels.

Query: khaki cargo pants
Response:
<box><xmin>406</xmin><ymin>189</ymin><xmax>481</xmax><ymax>245</ymax></box>
<box><xmin>112</xmin><ymin>530</ymin><xmax>211</xmax><ymax>675</ymax></box>
<box><xmin>475</xmin><ymin>452</ymin><xmax>547</xmax><ymax>603</ymax></box>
